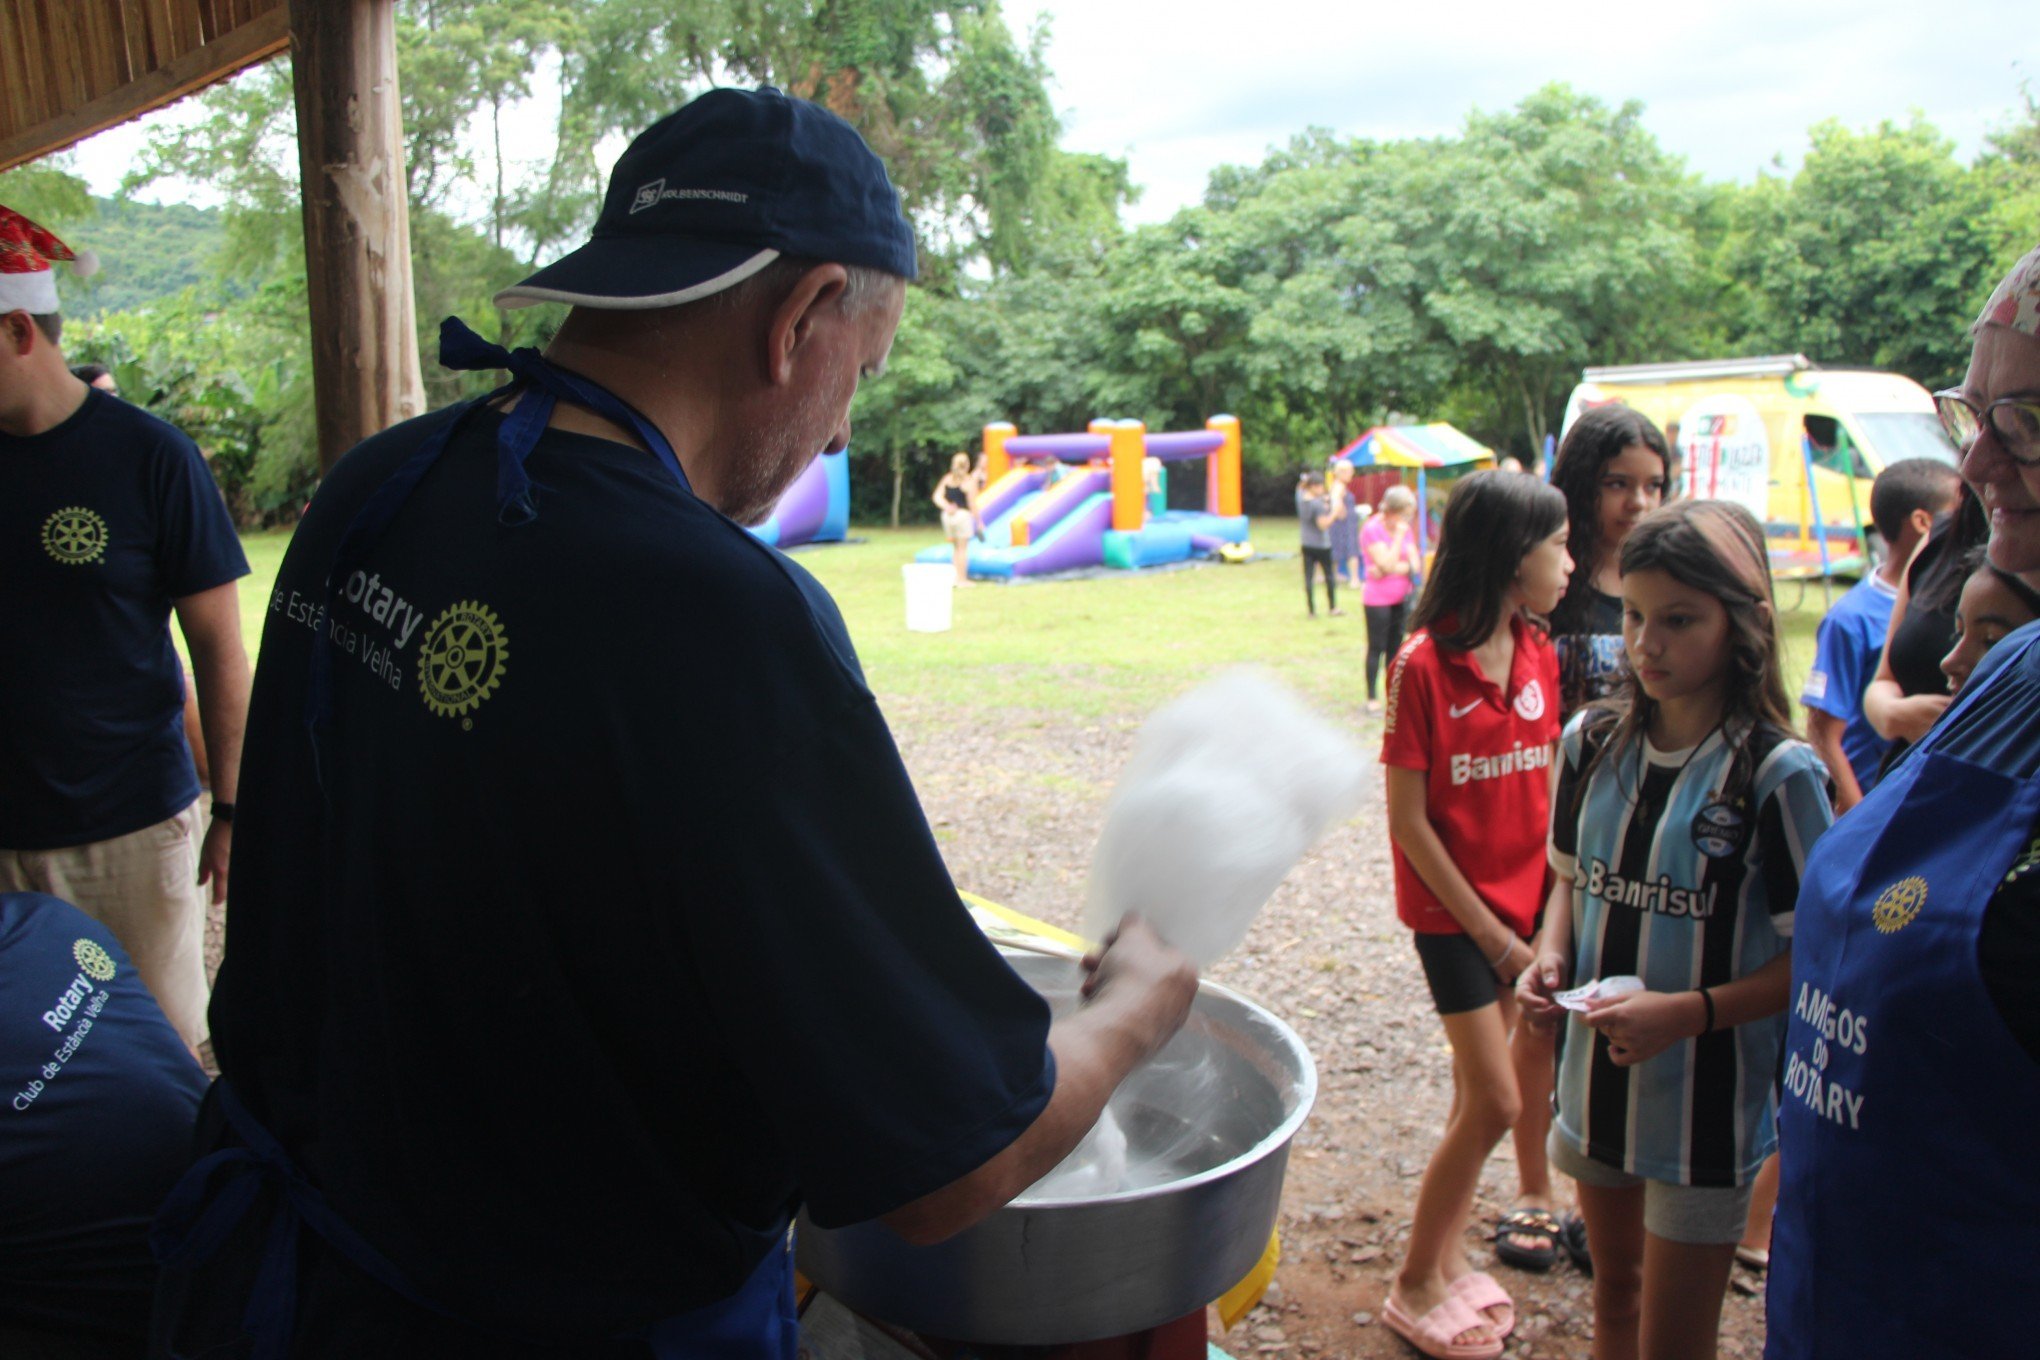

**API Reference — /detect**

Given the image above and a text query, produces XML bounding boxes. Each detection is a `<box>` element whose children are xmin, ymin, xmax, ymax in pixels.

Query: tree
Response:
<box><xmin>0</xmin><ymin>158</ymin><xmax>93</xmax><ymax>235</ymax></box>
<box><xmin>1976</xmin><ymin>84</ymin><xmax>2040</xmax><ymax>278</ymax></box>
<box><xmin>1402</xmin><ymin>85</ymin><xmax>1700</xmax><ymax>454</ymax></box>
<box><xmin>1715</xmin><ymin>117</ymin><xmax>2001</xmax><ymax>389</ymax></box>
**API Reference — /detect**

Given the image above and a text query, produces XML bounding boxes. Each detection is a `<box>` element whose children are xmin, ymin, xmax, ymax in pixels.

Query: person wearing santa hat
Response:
<box><xmin>0</xmin><ymin>204</ymin><xmax>251</xmax><ymax>1055</ymax></box>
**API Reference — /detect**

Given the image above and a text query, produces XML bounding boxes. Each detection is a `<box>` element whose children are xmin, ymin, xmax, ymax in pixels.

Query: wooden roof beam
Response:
<box><xmin>0</xmin><ymin>4</ymin><xmax>288</xmax><ymax>172</ymax></box>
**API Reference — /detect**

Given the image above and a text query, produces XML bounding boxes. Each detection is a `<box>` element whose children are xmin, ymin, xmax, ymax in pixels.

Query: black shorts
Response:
<box><xmin>1413</xmin><ymin>930</ymin><xmax>1509</xmax><ymax>1015</ymax></box>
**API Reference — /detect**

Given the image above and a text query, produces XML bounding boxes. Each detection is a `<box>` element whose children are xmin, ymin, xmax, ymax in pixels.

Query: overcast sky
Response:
<box><xmin>67</xmin><ymin>0</ymin><xmax>2038</xmax><ymax>226</ymax></box>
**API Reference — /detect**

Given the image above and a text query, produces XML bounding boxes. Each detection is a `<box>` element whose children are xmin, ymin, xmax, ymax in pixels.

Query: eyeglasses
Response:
<box><xmin>1933</xmin><ymin>390</ymin><xmax>2040</xmax><ymax>466</ymax></box>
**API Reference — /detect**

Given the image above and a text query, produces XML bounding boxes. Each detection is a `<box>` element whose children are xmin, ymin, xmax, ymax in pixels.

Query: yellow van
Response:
<box><xmin>1562</xmin><ymin>356</ymin><xmax>1959</xmax><ymax>579</ymax></box>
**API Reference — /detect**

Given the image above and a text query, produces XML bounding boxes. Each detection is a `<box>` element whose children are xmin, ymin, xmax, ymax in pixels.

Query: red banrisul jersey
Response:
<box><xmin>1380</xmin><ymin>612</ymin><xmax>1561</xmax><ymax>937</ymax></box>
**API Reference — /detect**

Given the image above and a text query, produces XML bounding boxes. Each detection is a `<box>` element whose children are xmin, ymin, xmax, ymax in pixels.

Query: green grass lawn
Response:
<box><xmin>226</xmin><ymin>518</ymin><xmax>1831</xmax><ymax>729</ymax></box>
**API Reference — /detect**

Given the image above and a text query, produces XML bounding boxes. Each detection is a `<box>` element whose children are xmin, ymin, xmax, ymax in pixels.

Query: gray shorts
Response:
<box><xmin>1548</xmin><ymin>1130</ymin><xmax>1753</xmax><ymax>1246</ymax></box>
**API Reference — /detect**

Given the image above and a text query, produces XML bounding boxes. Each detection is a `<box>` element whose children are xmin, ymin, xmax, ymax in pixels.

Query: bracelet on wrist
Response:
<box><xmin>1489</xmin><ymin>939</ymin><xmax>1514</xmax><ymax>969</ymax></box>
<box><xmin>211</xmin><ymin>800</ymin><xmax>236</xmax><ymax>824</ymax></box>
<box><xmin>1697</xmin><ymin>987</ymin><xmax>1716</xmax><ymax>1035</ymax></box>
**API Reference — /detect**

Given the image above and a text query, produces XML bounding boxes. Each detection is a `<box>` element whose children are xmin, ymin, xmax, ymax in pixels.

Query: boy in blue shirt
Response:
<box><xmin>1801</xmin><ymin>457</ymin><xmax>1960</xmax><ymax>809</ymax></box>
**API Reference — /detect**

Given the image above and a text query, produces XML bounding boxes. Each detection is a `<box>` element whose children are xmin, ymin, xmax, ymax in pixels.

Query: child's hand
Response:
<box><xmin>1515</xmin><ymin>952</ymin><xmax>1570</xmax><ymax>1031</ymax></box>
<box><xmin>1580</xmin><ymin>990</ymin><xmax>1707</xmax><ymax>1066</ymax></box>
<box><xmin>1491</xmin><ymin>938</ymin><xmax>1534</xmax><ymax>985</ymax></box>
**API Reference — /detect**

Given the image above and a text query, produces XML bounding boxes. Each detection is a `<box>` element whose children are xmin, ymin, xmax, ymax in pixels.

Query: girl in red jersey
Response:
<box><xmin>1380</xmin><ymin>471</ymin><xmax>1573</xmax><ymax>1360</ymax></box>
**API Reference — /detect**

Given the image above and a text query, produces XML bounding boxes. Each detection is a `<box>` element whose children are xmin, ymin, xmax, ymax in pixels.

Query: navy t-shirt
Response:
<box><xmin>1</xmin><ymin>891</ymin><xmax>208</xmax><ymax>1346</ymax></box>
<box><xmin>1555</xmin><ymin>588</ymin><xmax>1626</xmax><ymax>719</ymax></box>
<box><xmin>200</xmin><ymin>405</ymin><xmax>1054</xmax><ymax>1347</ymax></box>
<box><xmin>0</xmin><ymin>389</ymin><xmax>249</xmax><ymax>848</ymax></box>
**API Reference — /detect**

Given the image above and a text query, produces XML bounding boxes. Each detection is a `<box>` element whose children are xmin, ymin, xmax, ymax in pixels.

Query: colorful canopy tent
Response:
<box><xmin>1333</xmin><ymin>423</ymin><xmax>1499</xmax><ymax>550</ymax></box>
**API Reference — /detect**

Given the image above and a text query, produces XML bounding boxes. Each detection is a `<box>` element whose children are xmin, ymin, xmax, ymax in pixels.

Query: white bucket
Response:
<box><xmin>903</xmin><ymin>563</ymin><xmax>954</xmax><ymax>632</ymax></box>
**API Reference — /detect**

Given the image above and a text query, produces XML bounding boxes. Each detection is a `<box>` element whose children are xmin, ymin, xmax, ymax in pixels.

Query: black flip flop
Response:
<box><xmin>1560</xmin><ymin>1212</ymin><xmax>1592</xmax><ymax>1275</ymax></box>
<box><xmin>1493</xmin><ymin>1207</ymin><xmax>1561</xmax><ymax>1272</ymax></box>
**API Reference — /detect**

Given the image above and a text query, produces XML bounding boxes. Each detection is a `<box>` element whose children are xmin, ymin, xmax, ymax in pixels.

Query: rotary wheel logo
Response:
<box><xmin>418</xmin><ymin>600</ymin><xmax>508</xmax><ymax>724</ymax></box>
<box><xmin>1871</xmin><ymin>875</ymin><xmax>1927</xmax><ymax>935</ymax></box>
<box><xmin>42</xmin><ymin>506</ymin><xmax>109</xmax><ymax>565</ymax></box>
<box><xmin>72</xmin><ymin>938</ymin><xmax>117</xmax><ymax>981</ymax></box>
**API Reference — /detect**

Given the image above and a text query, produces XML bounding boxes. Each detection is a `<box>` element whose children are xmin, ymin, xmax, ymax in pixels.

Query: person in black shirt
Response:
<box><xmin>1862</xmin><ymin>489</ymin><xmax>1988</xmax><ymax>767</ymax></box>
<box><xmin>0</xmin><ymin>206</ymin><xmax>251</xmax><ymax>1055</ymax></box>
<box><xmin>1494</xmin><ymin>404</ymin><xmax>1669</xmax><ymax>1275</ymax></box>
<box><xmin>931</xmin><ymin>451</ymin><xmax>981</xmax><ymax>583</ymax></box>
<box><xmin>153</xmin><ymin>88</ymin><xmax>1195</xmax><ymax>1360</ymax></box>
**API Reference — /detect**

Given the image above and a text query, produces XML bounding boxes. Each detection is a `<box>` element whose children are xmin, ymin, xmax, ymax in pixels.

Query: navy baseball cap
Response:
<box><xmin>495</xmin><ymin>86</ymin><xmax>917</xmax><ymax>310</ymax></box>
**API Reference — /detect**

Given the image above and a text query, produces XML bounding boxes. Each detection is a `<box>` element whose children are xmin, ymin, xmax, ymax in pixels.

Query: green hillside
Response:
<box><xmin>62</xmin><ymin>196</ymin><xmax>242</xmax><ymax>317</ymax></box>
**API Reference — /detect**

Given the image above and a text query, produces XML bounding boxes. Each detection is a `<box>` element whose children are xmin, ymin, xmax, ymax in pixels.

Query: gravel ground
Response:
<box><xmin>200</xmin><ymin>692</ymin><xmax>1770</xmax><ymax>1359</ymax></box>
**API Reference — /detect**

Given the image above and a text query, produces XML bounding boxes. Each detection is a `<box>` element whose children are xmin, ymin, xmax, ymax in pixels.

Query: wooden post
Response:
<box><xmin>289</xmin><ymin>0</ymin><xmax>424</xmax><ymax>473</ymax></box>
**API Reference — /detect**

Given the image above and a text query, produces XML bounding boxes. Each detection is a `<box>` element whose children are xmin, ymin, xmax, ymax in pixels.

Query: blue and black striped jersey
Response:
<box><xmin>1549</xmin><ymin>714</ymin><xmax>1834</xmax><ymax>1187</ymax></box>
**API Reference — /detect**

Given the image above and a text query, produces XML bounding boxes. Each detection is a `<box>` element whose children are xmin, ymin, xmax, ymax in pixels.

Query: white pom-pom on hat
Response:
<box><xmin>70</xmin><ymin>249</ymin><xmax>100</xmax><ymax>279</ymax></box>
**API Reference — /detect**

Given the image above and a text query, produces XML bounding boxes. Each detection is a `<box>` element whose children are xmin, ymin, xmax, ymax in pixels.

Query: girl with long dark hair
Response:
<box><xmin>1549</xmin><ymin>406</ymin><xmax>1672</xmax><ymax>716</ymax></box>
<box><xmin>1495</xmin><ymin>405</ymin><xmax>1670</xmax><ymax>1275</ymax></box>
<box><xmin>1378</xmin><ymin>471</ymin><xmax>1572</xmax><ymax>1359</ymax></box>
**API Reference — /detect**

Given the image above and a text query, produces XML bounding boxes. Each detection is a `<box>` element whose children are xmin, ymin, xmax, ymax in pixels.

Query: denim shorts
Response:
<box><xmin>1548</xmin><ymin>1130</ymin><xmax>1754</xmax><ymax>1246</ymax></box>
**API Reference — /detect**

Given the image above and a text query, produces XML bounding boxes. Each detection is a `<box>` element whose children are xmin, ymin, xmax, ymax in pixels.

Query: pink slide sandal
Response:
<box><xmin>1449</xmin><ymin>1271</ymin><xmax>1516</xmax><ymax>1339</ymax></box>
<box><xmin>1382</xmin><ymin>1292</ymin><xmax>1504</xmax><ymax>1360</ymax></box>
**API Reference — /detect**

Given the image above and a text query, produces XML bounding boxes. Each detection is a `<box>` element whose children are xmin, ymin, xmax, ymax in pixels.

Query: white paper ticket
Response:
<box><xmin>1554</xmin><ymin>975</ymin><xmax>1645</xmax><ymax>1012</ymax></box>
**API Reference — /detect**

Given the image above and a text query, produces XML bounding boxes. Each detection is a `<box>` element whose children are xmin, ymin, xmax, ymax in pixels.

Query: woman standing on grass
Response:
<box><xmin>932</xmin><ymin>452</ymin><xmax>981</xmax><ymax>586</ymax></box>
<box><xmin>1520</xmin><ymin>500</ymin><xmax>1832</xmax><ymax>1360</ymax></box>
<box><xmin>1379</xmin><ymin>471</ymin><xmax>1572</xmax><ymax>1360</ymax></box>
<box><xmin>1494</xmin><ymin>404</ymin><xmax>1672</xmax><ymax>1276</ymax></box>
<box><xmin>1361</xmin><ymin>485</ymin><xmax>1424</xmax><ymax>713</ymax></box>
<box><xmin>1329</xmin><ymin>460</ymin><xmax>1364</xmax><ymax>591</ymax></box>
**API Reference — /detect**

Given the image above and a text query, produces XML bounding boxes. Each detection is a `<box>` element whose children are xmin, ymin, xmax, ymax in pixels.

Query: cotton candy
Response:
<box><xmin>1082</xmin><ymin>669</ymin><xmax>1366</xmax><ymax>966</ymax></box>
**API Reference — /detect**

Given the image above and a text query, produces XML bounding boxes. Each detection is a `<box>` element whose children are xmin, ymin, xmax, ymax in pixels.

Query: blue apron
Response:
<box><xmin>158</xmin><ymin>319</ymin><xmax>800</xmax><ymax>1360</ymax></box>
<box><xmin>1766</xmin><ymin>628</ymin><xmax>2040</xmax><ymax>1359</ymax></box>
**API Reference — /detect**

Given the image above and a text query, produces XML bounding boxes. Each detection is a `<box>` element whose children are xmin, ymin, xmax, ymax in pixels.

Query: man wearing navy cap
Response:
<box><xmin>156</xmin><ymin>88</ymin><xmax>1194</xmax><ymax>1358</ymax></box>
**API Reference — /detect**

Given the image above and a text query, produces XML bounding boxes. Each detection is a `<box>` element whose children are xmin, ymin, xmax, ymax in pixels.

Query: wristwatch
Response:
<box><xmin>211</xmin><ymin>800</ymin><xmax>236</xmax><ymax>824</ymax></box>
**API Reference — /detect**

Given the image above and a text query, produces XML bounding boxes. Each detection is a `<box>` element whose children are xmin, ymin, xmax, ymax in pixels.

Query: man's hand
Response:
<box><xmin>1579</xmin><ymin>989</ymin><xmax>1706</xmax><ymax>1067</ymax></box>
<box><xmin>880</xmin><ymin>915</ymin><xmax>1196</xmax><ymax>1246</ymax></box>
<box><xmin>197</xmin><ymin>816</ymin><xmax>231</xmax><ymax>905</ymax></box>
<box><xmin>1080</xmin><ymin>914</ymin><xmax>1198</xmax><ymax>1065</ymax></box>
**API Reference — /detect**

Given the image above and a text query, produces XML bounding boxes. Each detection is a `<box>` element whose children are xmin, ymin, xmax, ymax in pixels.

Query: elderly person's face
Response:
<box><xmin>723</xmin><ymin>273</ymin><xmax>905</xmax><ymax>525</ymax></box>
<box><xmin>1956</xmin><ymin>324</ymin><xmax>2040</xmax><ymax>578</ymax></box>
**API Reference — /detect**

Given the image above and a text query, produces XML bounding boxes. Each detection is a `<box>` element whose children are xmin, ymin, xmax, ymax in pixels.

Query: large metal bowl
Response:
<box><xmin>796</xmin><ymin>950</ymin><xmax>1316</xmax><ymax>1344</ymax></box>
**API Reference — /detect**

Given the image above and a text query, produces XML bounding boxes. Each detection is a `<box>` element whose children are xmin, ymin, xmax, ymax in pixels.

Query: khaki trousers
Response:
<box><xmin>0</xmin><ymin>800</ymin><xmax>210</xmax><ymax>1050</ymax></box>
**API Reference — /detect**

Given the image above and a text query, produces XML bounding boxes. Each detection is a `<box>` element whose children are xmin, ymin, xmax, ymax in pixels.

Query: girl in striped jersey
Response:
<box><xmin>1518</xmin><ymin>501</ymin><xmax>1833</xmax><ymax>1360</ymax></box>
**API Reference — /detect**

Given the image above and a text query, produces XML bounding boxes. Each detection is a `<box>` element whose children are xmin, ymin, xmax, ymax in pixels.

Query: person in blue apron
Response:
<box><xmin>149</xmin><ymin>87</ymin><xmax>1197</xmax><ymax>1360</ymax></box>
<box><xmin>1767</xmin><ymin>242</ymin><xmax>2040</xmax><ymax>1358</ymax></box>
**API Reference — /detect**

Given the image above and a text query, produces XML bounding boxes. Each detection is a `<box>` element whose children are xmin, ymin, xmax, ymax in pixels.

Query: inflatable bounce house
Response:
<box><xmin>915</xmin><ymin>417</ymin><xmax>1251</xmax><ymax>579</ymax></box>
<box><xmin>747</xmin><ymin>451</ymin><xmax>850</xmax><ymax>549</ymax></box>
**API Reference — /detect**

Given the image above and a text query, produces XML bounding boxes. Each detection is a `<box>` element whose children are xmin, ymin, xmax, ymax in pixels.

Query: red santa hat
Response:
<box><xmin>0</xmin><ymin>204</ymin><xmax>100</xmax><ymax>315</ymax></box>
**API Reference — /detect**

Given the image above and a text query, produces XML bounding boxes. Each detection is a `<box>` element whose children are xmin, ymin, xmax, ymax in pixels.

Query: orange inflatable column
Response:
<box><xmin>1208</xmin><ymin>414</ymin><xmax>1242</xmax><ymax>517</ymax></box>
<box><xmin>984</xmin><ymin>422</ymin><xmax>1015</xmax><ymax>486</ymax></box>
<box><xmin>1110</xmin><ymin>420</ymin><xmax>1147</xmax><ymax>532</ymax></box>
